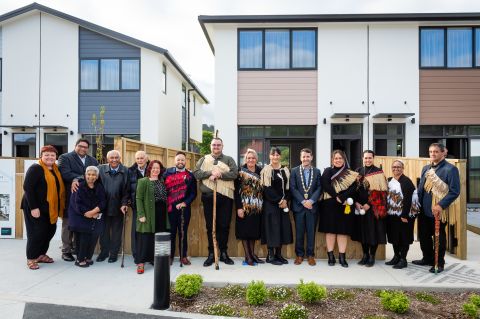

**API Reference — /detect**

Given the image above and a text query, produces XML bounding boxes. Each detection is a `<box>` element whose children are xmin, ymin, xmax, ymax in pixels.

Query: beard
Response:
<box><xmin>176</xmin><ymin>163</ymin><xmax>185</xmax><ymax>170</ymax></box>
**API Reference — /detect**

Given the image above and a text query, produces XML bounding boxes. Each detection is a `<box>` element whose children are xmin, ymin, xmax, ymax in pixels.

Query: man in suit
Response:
<box><xmin>97</xmin><ymin>150</ymin><xmax>130</xmax><ymax>263</ymax></box>
<box><xmin>58</xmin><ymin>138</ymin><xmax>99</xmax><ymax>262</ymax></box>
<box><xmin>290</xmin><ymin>148</ymin><xmax>322</xmax><ymax>266</ymax></box>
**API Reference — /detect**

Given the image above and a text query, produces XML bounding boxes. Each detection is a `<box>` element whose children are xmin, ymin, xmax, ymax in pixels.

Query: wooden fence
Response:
<box><xmin>11</xmin><ymin>140</ymin><xmax>467</xmax><ymax>260</ymax></box>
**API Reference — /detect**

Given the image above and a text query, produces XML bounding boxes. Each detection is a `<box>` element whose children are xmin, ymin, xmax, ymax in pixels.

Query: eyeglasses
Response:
<box><xmin>211</xmin><ymin>144</ymin><xmax>222</xmax><ymax>147</ymax></box>
<box><xmin>391</xmin><ymin>166</ymin><xmax>403</xmax><ymax>169</ymax></box>
<box><xmin>77</xmin><ymin>144</ymin><xmax>89</xmax><ymax>149</ymax></box>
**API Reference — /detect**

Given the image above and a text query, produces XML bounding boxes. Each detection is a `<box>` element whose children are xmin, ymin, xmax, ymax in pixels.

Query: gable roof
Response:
<box><xmin>0</xmin><ymin>2</ymin><xmax>208</xmax><ymax>103</ymax></box>
<box><xmin>199</xmin><ymin>12</ymin><xmax>480</xmax><ymax>54</ymax></box>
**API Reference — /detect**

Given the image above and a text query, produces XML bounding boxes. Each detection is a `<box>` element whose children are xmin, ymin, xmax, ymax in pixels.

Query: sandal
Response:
<box><xmin>27</xmin><ymin>259</ymin><xmax>40</xmax><ymax>270</ymax></box>
<box><xmin>75</xmin><ymin>260</ymin><xmax>89</xmax><ymax>268</ymax></box>
<box><xmin>137</xmin><ymin>263</ymin><xmax>144</xmax><ymax>274</ymax></box>
<box><xmin>37</xmin><ymin>255</ymin><xmax>54</xmax><ymax>263</ymax></box>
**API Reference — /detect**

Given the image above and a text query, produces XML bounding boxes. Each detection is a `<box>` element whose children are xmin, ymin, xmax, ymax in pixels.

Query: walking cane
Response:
<box><xmin>179</xmin><ymin>206</ymin><xmax>185</xmax><ymax>267</ymax></box>
<box><xmin>121</xmin><ymin>209</ymin><xmax>127</xmax><ymax>268</ymax></box>
<box><xmin>213</xmin><ymin>180</ymin><xmax>219</xmax><ymax>270</ymax></box>
<box><xmin>434</xmin><ymin>211</ymin><xmax>440</xmax><ymax>274</ymax></box>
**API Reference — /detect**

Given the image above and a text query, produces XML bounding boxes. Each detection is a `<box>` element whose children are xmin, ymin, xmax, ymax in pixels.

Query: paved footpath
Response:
<box><xmin>1</xmin><ymin>232</ymin><xmax>480</xmax><ymax>318</ymax></box>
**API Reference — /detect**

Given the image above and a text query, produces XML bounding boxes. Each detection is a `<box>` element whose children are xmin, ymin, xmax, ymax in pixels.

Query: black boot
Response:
<box><xmin>266</xmin><ymin>248</ymin><xmax>282</xmax><ymax>265</ymax></box>
<box><xmin>327</xmin><ymin>251</ymin><xmax>336</xmax><ymax>266</ymax></box>
<box><xmin>203</xmin><ymin>252</ymin><xmax>214</xmax><ymax>267</ymax></box>
<box><xmin>385</xmin><ymin>255</ymin><xmax>400</xmax><ymax>266</ymax></box>
<box><xmin>275</xmin><ymin>247</ymin><xmax>288</xmax><ymax>264</ymax></box>
<box><xmin>366</xmin><ymin>245</ymin><xmax>377</xmax><ymax>267</ymax></box>
<box><xmin>339</xmin><ymin>253</ymin><xmax>348</xmax><ymax>268</ymax></box>
<box><xmin>358</xmin><ymin>244</ymin><xmax>369</xmax><ymax>265</ymax></box>
<box><xmin>220</xmin><ymin>251</ymin><xmax>234</xmax><ymax>265</ymax></box>
<box><xmin>393</xmin><ymin>258</ymin><xmax>407</xmax><ymax>269</ymax></box>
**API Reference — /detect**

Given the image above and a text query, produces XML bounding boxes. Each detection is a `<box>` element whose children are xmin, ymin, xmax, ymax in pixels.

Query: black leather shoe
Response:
<box><xmin>275</xmin><ymin>248</ymin><xmax>288</xmax><ymax>264</ymax></box>
<box><xmin>385</xmin><ymin>255</ymin><xmax>400</xmax><ymax>266</ymax></box>
<box><xmin>220</xmin><ymin>251</ymin><xmax>234</xmax><ymax>265</ymax></box>
<box><xmin>62</xmin><ymin>253</ymin><xmax>75</xmax><ymax>262</ymax></box>
<box><xmin>108</xmin><ymin>256</ymin><xmax>118</xmax><ymax>263</ymax></box>
<box><xmin>266</xmin><ymin>251</ymin><xmax>282</xmax><ymax>266</ymax></box>
<box><xmin>327</xmin><ymin>251</ymin><xmax>336</xmax><ymax>266</ymax></box>
<box><xmin>203</xmin><ymin>253</ymin><xmax>214</xmax><ymax>267</ymax></box>
<box><xmin>252</xmin><ymin>254</ymin><xmax>265</xmax><ymax>264</ymax></box>
<box><xmin>96</xmin><ymin>254</ymin><xmax>107</xmax><ymax>262</ymax></box>
<box><xmin>429</xmin><ymin>265</ymin><xmax>444</xmax><ymax>273</ymax></box>
<box><xmin>339</xmin><ymin>253</ymin><xmax>348</xmax><ymax>268</ymax></box>
<box><xmin>357</xmin><ymin>253</ymin><xmax>369</xmax><ymax>265</ymax></box>
<box><xmin>393</xmin><ymin>258</ymin><xmax>408</xmax><ymax>269</ymax></box>
<box><xmin>365</xmin><ymin>255</ymin><xmax>375</xmax><ymax>267</ymax></box>
<box><xmin>412</xmin><ymin>258</ymin><xmax>433</xmax><ymax>266</ymax></box>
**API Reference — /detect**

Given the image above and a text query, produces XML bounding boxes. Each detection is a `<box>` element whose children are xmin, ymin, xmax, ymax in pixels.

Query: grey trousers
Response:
<box><xmin>61</xmin><ymin>217</ymin><xmax>74</xmax><ymax>253</ymax></box>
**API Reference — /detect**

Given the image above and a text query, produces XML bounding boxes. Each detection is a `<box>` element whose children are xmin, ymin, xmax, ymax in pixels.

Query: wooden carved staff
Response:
<box><xmin>434</xmin><ymin>211</ymin><xmax>440</xmax><ymax>274</ymax></box>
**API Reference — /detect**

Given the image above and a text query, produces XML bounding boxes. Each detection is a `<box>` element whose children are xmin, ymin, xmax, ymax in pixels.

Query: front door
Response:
<box><xmin>331</xmin><ymin>124</ymin><xmax>363</xmax><ymax>170</ymax></box>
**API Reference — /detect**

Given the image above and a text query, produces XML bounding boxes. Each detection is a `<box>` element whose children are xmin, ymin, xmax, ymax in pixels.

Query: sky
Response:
<box><xmin>1</xmin><ymin>0</ymin><xmax>480</xmax><ymax>125</ymax></box>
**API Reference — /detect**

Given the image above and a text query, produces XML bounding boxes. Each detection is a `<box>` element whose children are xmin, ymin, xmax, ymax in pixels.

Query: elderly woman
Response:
<box><xmin>386</xmin><ymin>160</ymin><xmax>416</xmax><ymax>269</ymax></box>
<box><xmin>68</xmin><ymin>166</ymin><xmax>107</xmax><ymax>267</ymax></box>
<box><xmin>318</xmin><ymin>150</ymin><xmax>358</xmax><ymax>268</ymax></box>
<box><xmin>21</xmin><ymin>145</ymin><xmax>66</xmax><ymax>270</ymax></box>
<box><xmin>260</xmin><ymin>147</ymin><xmax>292</xmax><ymax>266</ymax></box>
<box><xmin>135</xmin><ymin>160</ymin><xmax>169</xmax><ymax>274</ymax></box>
<box><xmin>235</xmin><ymin>148</ymin><xmax>264</xmax><ymax>266</ymax></box>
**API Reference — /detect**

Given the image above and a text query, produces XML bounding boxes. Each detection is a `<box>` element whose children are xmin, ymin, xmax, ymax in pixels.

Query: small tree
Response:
<box><xmin>198</xmin><ymin>130</ymin><xmax>213</xmax><ymax>155</ymax></box>
<box><xmin>91</xmin><ymin>106</ymin><xmax>106</xmax><ymax>163</ymax></box>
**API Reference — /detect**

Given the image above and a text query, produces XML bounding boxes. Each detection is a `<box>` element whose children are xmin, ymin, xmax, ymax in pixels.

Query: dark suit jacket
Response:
<box><xmin>289</xmin><ymin>165</ymin><xmax>322</xmax><ymax>213</ymax></box>
<box><xmin>58</xmin><ymin>151</ymin><xmax>98</xmax><ymax>218</ymax></box>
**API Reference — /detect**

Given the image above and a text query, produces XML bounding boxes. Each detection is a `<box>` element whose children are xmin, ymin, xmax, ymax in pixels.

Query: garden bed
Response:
<box><xmin>170</xmin><ymin>284</ymin><xmax>476</xmax><ymax>318</ymax></box>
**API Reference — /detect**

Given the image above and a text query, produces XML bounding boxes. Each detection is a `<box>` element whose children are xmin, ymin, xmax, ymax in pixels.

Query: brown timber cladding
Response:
<box><xmin>420</xmin><ymin>69</ymin><xmax>480</xmax><ymax>125</ymax></box>
<box><xmin>237</xmin><ymin>71</ymin><xmax>318</xmax><ymax>125</ymax></box>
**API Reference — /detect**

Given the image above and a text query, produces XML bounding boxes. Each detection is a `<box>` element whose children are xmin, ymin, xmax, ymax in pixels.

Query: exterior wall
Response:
<box><xmin>237</xmin><ymin>71</ymin><xmax>317</xmax><ymax>125</ymax></box>
<box><xmin>189</xmin><ymin>93</ymin><xmax>203</xmax><ymax>143</ymax></box>
<box><xmin>420</xmin><ymin>69</ymin><xmax>480</xmax><ymax>125</ymax></box>
<box><xmin>369</xmin><ymin>24</ymin><xmax>419</xmax><ymax>157</ymax></box>
<box><xmin>78</xmin><ymin>27</ymin><xmax>140</xmax><ymax>135</ymax></box>
<box><xmin>214</xmin><ymin>25</ymin><xmax>238</xmax><ymax>158</ymax></box>
<box><xmin>0</xmin><ymin>26</ymin><xmax>2</xmax><ymax>123</ymax></box>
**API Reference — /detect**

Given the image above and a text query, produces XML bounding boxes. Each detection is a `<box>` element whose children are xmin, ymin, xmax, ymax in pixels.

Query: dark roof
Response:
<box><xmin>199</xmin><ymin>12</ymin><xmax>480</xmax><ymax>54</ymax></box>
<box><xmin>0</xmin><ymin>2</ymin><xmax>208</xmax><ymax>103</ymax></box>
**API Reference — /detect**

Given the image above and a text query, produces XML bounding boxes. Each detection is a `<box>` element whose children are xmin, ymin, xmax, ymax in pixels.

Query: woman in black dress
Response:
<box><xmin>386</xmin><ymin>160</ymin><xmax>416</xmax><ymax>269</ymax></box>
<box><xmin>235</xmin><ymin>148</ymin><xmax>263</xmax><ymax>266</ymax></box>
<box><xmin>352</xmin><ymin>150</ymin><xmax>388</xmax><ymax>267</ymax></box>
<box><xmin>260</xmin><ymin>147</ymin><xmax>293</xmax><ymax>266</ymax></box>
<box><xmin>318</xmin><ymin>150</ymin><xmax>358</xmax><ymax>267</ymax></box>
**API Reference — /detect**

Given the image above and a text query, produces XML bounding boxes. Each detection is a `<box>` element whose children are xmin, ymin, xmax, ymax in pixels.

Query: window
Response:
<box><xmin>420</xmin><ymin>27</ymin><xmax>480</xmax><ymax>68</ymax></box>
<box><xmin>44</xmin><ymin>133</ymin><xmax>68</xmax><ymax>155</ymax></box>
<box><xmin>13</xmin><ymin>133</ymin><xmax>36</xmax><ymax>157</ymax></box>
<box><xmin>181</xmin><ymin>85</ymin><xmax>187</xmax><ymax>150</ymax></box>
<box><xmin>238</xmin><ymin>28</ymin><xmax>317</xmax><ymax>70</ymax></box>
<box><xmin>80</xmin><ymin>58</ymin><xmax>140</xmax><ymax>91</ymax></box>
<box><xmin>161</xmin><ymin>63</ymin><xmax>167</xmax><ymax>94</ymax></box>
<box><xmin>373</xmin><ymin>124</ymin><xmax>404</xmax><ymax>156</ymax></box>
<box><xmin>80</xmin><ymin>60</ymin><xmax>98</xmax><ymax>90</ymax></box>
<box><xmin>121</xmin><ymin>59</ymin><xmax>140</xmax><ymax>90</ymax></box>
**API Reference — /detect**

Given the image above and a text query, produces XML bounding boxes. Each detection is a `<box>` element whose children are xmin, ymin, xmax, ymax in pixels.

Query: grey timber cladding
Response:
<box><xmin>78</xmin><ymin>27</ymin><xmax>140</xmax><ymax>134</ymax></box>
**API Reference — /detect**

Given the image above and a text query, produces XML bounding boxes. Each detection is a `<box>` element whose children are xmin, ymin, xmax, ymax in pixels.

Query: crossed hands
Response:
<box><xmin>208</xmin><ymin>168</ymin><xmax>222</xmax><ymax>181</ymax></box>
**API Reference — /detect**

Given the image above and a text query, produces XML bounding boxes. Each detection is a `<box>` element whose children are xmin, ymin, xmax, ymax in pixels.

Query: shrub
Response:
<box><xmin>246</xmin><ymin>280</ymin><xmax>268</xmax><ymax>306</ymax></box>
<box><xmin>174</xmin><ymin>274</ymin><xmax>203</xmax><ymax>298</ymax></box>
<box><xmin>269</xmin><ymin>286</ymin><xmax>293</xmax><ymax>301</ymax></box>
<box><xmin>221</xmin><ymin>284</ymin><xmax>246</xmax><ymax>298</ymax></box>
<box><xmin>296</xmin><ymin>280</ymin><xmax>327</xmax><ymax>303</ymax></box>
<box><xmin>379</xmin><ymin>290</ymin><xmax>410</xmax><ymax>314</ymax></box>
<box><xmin>204</xmin><ymin>303</ymin><xmax>236</xmax><ymax>317</ymax></box>
<box><xmin>277</xmin><ymin>303</ymin><xmax>308</xmax><ymax>319</ymax></box>
<box><xmin>463</xmin><ymin>302</ymin><xmax>478</xmax><ymax>318</ymax></box>
<box><xmin>415</xmin><ymin>292</ymin><xmax>440</xmax><ymax>305</ymax></box>
<box><xmin>329</xmin><ymin>289</ymin><xmax>355</xmax><ymax>301</ymax></box>
<box><xmin>470</xmin><ymin>294</ymin><xmax>480</xmax><ymax>307</ymax></box>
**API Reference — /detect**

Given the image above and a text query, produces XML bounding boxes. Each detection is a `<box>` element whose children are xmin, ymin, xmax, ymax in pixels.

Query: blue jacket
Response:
<box><xmin>68</xmin><ymin>181</ymin><xmax>107</xmax><ymax>234</ymax></box>
<box><xmin>289</xmin><ymin>165</ymin><xmax>322</xmax><ymax>213</ymax></box>
<box><xmin>417</xmin><ymin>159</ymin><xmax>460</xmax><ymax>218</ymax></box>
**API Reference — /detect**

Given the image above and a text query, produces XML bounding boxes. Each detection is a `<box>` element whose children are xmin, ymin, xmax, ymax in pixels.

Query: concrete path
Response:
<box><xmin>1</xmin><ymin>232</ymin><xmax>480</xmax><ymax>318</ymax></box>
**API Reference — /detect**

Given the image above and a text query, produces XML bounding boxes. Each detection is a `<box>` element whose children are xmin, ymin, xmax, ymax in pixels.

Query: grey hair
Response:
<box><xmin>106</xmin><ymin>150</ymin><xmax>121</xmax><ymax>159</ymax></box>
<box><xmin>85</xmin><ymin>165</ymin><xmax>99</xmax><ymax>175</ymax></box>
<box><xmin>243</xmin><ymin>148</ymin><xmax>258</xmax><ymax>163</ymax></box>
<box><xmin>392</xmin><ymin>159</ymin><xmax>404</xmax><ymax>168</ymax></box>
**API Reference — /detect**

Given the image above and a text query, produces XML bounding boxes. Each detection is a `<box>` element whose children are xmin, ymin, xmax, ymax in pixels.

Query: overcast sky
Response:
<box><xmin>1</xmin><ymin>0</ymin><xmax>480</xmax><ymax>125</ymax></box>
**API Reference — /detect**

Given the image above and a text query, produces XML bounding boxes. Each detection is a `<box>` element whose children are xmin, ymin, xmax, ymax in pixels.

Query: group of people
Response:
<box><xmin>22</xmin><ymin>137</ymin><xmax>460</xmax><ymax>275</ymax></box>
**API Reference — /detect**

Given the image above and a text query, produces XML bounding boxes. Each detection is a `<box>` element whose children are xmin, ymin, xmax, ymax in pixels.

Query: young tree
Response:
<box><xmin>91</xmin><ymin>106</ymin><xmax>106</xmax><ymax>163</ymax></box>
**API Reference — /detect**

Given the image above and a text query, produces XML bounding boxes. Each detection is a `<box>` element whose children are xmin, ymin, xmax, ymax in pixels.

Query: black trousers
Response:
<box><xmin>131</xmin><ymin>208</ymin><xmax>137</xmax><ymax>258</ymax></box>
<box><xmin>202</xmin><ymin>193</ymin><xmax>233</xmax><ymax>253</ymax></box>
<box><xmin>135</xmin><ymin>232</ymin><xmax>154</xmax><ymax>264</ymax></box>
<box><xmin>23</xmin><ymin>209</ymin><xmax>57</xmax><ymax>260</ymax></box>
<box><xmin>75</xmin><ymin>231</ymin><xmax>98</xmax><ymax>261</ymax></box>
<box><xmin>169</xmin><ymin>207</ymin><xmax>191</xmax><ymax>258</ymax></box>
<box><xmin>418</xmin><ymin>213</ymin><xmax>447</xmax><ymax>266</ymax></box>
<box><xmin>99</xmin><ymin>215</ymin><xmax>124</xmax><ymax>258</ymax></box>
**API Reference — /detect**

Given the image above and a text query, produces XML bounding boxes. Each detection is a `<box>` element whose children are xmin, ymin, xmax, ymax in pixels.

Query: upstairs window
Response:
<box><xmin>101</xmin><ymin>59</ymin><xmax>120</xmax><ymax>90</ymax></box>
<box><xmin>239</xmin><ymin>28</ymin><xmax>316</xmax><ymax>70</ymax></box>
<box><xmin>80</xmin><ymin>60</ymin><xmax>98</xmax><ymax>90</ymax></box>
<box><xmin>80</xmin><ymin>58</ymin><xmax>140</xmax><ymax>91</ymax></box>
<box><xmin>162</xmin><ymin>63</ymin><xmax>167</xmax><ymax>94</ymax></box>
<box><xmin>121</xmin><ymin>59</ymin><xmax>140</xmax><ymax>90</ymax></box>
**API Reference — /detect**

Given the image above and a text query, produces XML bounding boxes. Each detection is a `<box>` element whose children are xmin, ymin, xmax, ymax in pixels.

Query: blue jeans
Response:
<box><xmin>294</xmin><ymin>208</ymin><xmax>318</xmax><ymax>257</ymax></box>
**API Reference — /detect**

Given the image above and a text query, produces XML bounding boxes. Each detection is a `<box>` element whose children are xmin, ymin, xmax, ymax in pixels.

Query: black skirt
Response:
<box><xmin>351</xmin><ymin>208</ymin><xmax>387</xmax><ymax>245</ymax></box>
<box><xmin>236</xmin><ymin>211</ymin><xmax>262</xmax><ymax>240</ymax></box>
<box><xmin>318</xmin><ymin>198</ymin><xmax>352</xmax><ymax>235</ymax></box>
<box><xmin>386</xmin><ymin>215</ymin><xmax>414</xmax><ymax>246</ymax></box>
<box><xmin>261</xmin><ymin>201</ymin><xmax>293</xmax><ymax>247</ymax></box>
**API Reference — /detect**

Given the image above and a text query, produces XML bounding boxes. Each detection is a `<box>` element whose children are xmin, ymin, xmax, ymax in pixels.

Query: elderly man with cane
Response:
<box><xmin>164</xmin><ymin>151</ymin><xmax>197</xmax><ymax>266</ymax></box>
<box><xmin>194</xmin><ymin>136</ymin><xmax>238</xmax><ymax>267</ymax></box>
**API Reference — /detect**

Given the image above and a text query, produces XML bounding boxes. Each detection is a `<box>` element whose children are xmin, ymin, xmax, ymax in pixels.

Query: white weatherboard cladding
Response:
<box><xmin>3</xmin><ymin>12</ymin><xmax>40</xmax><ymax>127</ymax></box>
<box><xmin>189</xmin><ymin>93</ymin><xmax>203</xmax><ymax>143</ymax></box>
<box><xmin>40</xmin><ymin>13</ymin><xmax>78</xmax><ymax>131</ymax></box>
<box><xmin>214</xmin><ymin>26</ymin><xmax>237</xmax><ymax>159</ymax></box>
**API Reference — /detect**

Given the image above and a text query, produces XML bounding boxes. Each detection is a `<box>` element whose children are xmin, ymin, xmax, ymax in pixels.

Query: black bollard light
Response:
<box><xmin>151</xmin><ymin>232</ymin><xmax>171</xmax><ymax>310</ymax></box>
